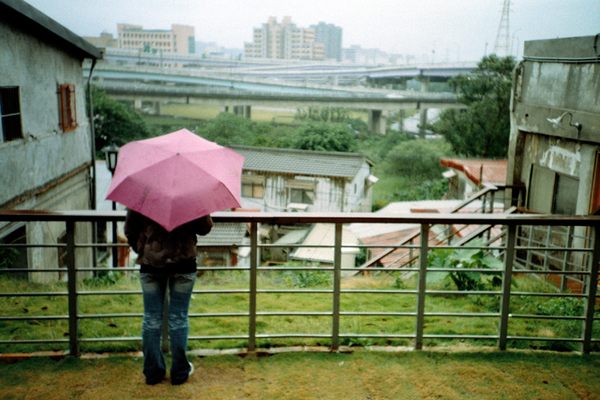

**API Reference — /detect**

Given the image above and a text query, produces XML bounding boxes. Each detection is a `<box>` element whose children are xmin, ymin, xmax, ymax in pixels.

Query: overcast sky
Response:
<box><xmin>24</xmin><ymin>0</ymin><xmax>599</xmax><ymax>62</ymax></box>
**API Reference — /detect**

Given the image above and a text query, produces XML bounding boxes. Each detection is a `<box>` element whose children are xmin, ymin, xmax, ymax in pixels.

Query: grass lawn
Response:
<box><xmin>1</xmin><ymin>272</ymin><xmax>597</xmax><ymax>355</ymax></box>
<box><xmin>144</xmin><ymin>103</ymin><xmax>370</xmax><ymax>131</ymax></box>
<box><xmin>1</xmin><ymin>350</ymin><xmax>599</xmax><ymax>399</ymax></box>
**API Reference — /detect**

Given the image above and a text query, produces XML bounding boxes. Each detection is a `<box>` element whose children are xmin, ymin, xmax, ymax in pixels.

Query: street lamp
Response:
<box><xmin>104</xmin><ymin>142</ymin><xmax>120</xmax><ymax>176</ymax></box>
<box><xmin>103</xmin><ymin>142</ymin><xmax>119</xmax><ymax>268</ymax></box>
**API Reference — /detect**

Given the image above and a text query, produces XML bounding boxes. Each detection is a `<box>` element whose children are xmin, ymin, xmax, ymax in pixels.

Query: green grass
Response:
<box><xmin>1</xmin><ymin>272</ymin><xmax>598</xmax><ymax>355</ymax></box>
<box><xmin>1</xmin><ymin>350</ymin><xmax>600</xmax><ymax>399</ymax></box>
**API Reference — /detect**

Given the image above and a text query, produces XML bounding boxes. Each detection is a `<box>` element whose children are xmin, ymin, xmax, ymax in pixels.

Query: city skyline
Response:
<box><xmin>23</xmin><ymin>0</ymin><xmax>600</xmax><ymax>62</ymax></box>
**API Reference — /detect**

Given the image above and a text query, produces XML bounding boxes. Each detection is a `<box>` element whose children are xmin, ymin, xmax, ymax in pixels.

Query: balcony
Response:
<box><xmin>0</xmin><ymin>207</ymin><xmax>599</xmax><ymax>357</ymax></box>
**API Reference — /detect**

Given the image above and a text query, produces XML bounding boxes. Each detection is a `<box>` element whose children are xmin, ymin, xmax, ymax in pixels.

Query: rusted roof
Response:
<box><xmin>228</xmin><ymin>145</ymin><xmax>374</xmax><ymax>180</ymax></box>
<box><xmin>440</xmin><ymin>159</ymin><xmax>508</xmax><ymax>186</ymax></box>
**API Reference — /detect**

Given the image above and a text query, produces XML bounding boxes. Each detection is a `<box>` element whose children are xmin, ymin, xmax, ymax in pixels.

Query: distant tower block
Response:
<box><xmin>493</xmin><ymin>0</ymin><xmax>511</xmax><ymax>56</ymax></box>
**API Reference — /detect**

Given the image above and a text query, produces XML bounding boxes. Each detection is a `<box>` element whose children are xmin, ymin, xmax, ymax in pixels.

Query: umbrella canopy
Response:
<box><xmin>106</xmin><ymin>129</ymin><xmax>244</xmax><ymax>231</ymax></box>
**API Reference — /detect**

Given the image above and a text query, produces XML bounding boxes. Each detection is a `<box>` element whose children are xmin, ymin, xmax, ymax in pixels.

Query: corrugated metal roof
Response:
<box><xmin>440</xmin><ymin>159</ymin><xmax>508</xmax><ymax>186</ymax></box>
<box><xmin>196</xmin><ymin>223</ymin><xmax>247</xmax><ymax>246</ymax></box>
<box><xmin>290</xmin><ymin>223</ymin><xmax>359</xmax><ymax>264</ymax></box>
<box><xmin>275</xmin><ymin>229</ymin><xmax>309</xmax><ymax>245</ymax></box>
<box><xmin>228</xmin><ymin>145</ymin><xmax>374</xmax><ymax>179</ymax></box>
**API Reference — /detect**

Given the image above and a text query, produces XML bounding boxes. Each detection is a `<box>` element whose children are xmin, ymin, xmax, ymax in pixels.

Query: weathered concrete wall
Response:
<box><xmin>345</xmin><ymin>162</ymin><xmax>374</xmax><ymax>212</ymax></box>
<box><xmin>0</xmin><ymin>21</ymin><xmax>93</xmax><ymax>209</ymax></box>
<box><xmin>0</xmin><ymin>17</ymin><xmax>94</xmax><ymax>281</ymax></box>
<box><xmin>507</xmin><ymin>36</ymin><xmax>600</xmax><ymax>215</ymax></box>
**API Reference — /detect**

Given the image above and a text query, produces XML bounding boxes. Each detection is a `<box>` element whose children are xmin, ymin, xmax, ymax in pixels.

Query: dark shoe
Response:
<box><xmin>146</xmin><ymin>374</ymin><xmax>165</xmax><ymax>385</ymax></box>
<box><xmin>172</xmin><ymin>362</ymin><xmax>194</xmax><ymax>385</ymax></box>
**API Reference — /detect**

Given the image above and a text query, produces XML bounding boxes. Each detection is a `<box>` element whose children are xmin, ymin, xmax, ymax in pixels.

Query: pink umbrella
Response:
<box><xmin>106</xmin><ymin>129</ymin><xmax>244</xmax><ymax>231</ymax></box>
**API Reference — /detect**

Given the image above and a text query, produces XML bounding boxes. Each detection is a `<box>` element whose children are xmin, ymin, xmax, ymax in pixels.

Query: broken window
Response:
<box><xmin>0</xmin><ymin>86</ymin><xmax>23</xmax><ymax>143</ymax></box>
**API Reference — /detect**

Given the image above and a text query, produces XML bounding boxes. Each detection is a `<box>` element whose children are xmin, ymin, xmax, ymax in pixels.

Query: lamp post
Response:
<box><xmin>511</xmin><ymin>28</ymin><xmax>522</xmax><ymax>58</ymax></box>
<box><xmin>452</xmin><ymin>42</ymin><xmax>460</xmax><ymax>63</ymax></box>
<box><xmin>104</xmin><ymin>142</ymin><xmax>119</xmax><ymax>268</ymax></box>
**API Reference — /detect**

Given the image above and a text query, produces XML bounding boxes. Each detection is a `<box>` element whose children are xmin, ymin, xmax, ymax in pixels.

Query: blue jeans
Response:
<box><xmin>140</xmin><ymin>272</ymin><xmax>196</xmax><ymax>385</ymax></box>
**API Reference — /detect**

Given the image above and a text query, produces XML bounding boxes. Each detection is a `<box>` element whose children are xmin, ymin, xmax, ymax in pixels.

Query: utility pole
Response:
<box><xmin>493</xmin><ymin>0</ymin><xmax>511</xmax><ymax>56</ymax></box>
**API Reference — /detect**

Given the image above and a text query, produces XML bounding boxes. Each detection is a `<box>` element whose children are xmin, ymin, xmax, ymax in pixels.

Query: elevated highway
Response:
<box><xmin>102</xmin><ymin>47</ymin><xmax>477</xmax><ymax>85</ymax></box>
<box><xmin>87</xmin><ymin>60</ymin><xmax>466</xmax><ymax>134</ymax></box>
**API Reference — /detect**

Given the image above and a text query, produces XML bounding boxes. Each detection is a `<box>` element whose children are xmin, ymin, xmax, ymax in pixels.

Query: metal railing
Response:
<box><xmin>0</xmin><ymin>210</ymin><xmax>598</xmax><ymax>356</ymax></box>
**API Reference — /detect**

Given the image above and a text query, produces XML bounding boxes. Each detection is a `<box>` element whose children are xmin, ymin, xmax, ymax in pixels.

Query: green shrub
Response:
<box><xmin>427</xmin><ymin>239</ymin><xmax>503</xmax><ymax>291</ymax></box>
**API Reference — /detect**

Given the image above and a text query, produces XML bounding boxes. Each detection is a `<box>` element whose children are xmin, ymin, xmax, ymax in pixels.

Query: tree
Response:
<box><xmin>433</xmin><ymin>55</ymin><xmax>516</xmax><ymax>158</ymax></box>
<box><xmin>383</xmin><ymin>138</ymin><xmax>453</xmax><ymax>180</ymax></box>
<box><xmin>88</xmin><ymin>86</ymin><xmax>152</xmax><ymax>154</ymax></box>
<box><xmin>292</xmin><ymin>121</ymin><xmax>358</xmax><ymax>152</ymax></box>
<box><xmin>196</xmin><ymin>112</ymin><xmax>255</xmax><ymax>146</ymax></box>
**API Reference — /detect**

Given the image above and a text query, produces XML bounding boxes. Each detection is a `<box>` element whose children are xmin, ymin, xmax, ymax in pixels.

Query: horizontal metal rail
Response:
<box><xmin>0</xmin><ymin>210</ymin><xmax>598</xmax><ymax>355</ymax></box>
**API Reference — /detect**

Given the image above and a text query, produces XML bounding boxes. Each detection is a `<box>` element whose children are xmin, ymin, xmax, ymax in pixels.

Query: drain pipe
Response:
<box><xmin>86</xmin><ymin>58</ymin><xmax>98</xmax><ymax>267</ymax></box>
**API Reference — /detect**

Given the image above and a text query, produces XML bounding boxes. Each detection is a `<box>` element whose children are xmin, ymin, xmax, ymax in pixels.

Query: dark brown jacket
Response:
<box><xmin>124</xmin><ymin>210</ymin><xmax>213</xmax><ymax>268</ymax></box>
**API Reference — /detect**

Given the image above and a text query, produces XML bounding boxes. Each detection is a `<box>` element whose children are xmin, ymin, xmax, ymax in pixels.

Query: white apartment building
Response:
<box><xmin>117</xmin><ymin>23</ymin><xmax>195</xmax><ymax>54</ymax></box>
<box><xmin>244</xmin><ymin>17</ymin><xmax>324</xmax><ymax>61</ymax></box>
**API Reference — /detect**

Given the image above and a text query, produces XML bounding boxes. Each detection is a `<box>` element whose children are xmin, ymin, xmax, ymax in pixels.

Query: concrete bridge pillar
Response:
<box><xmin>134</xmin><ymin>99</ymin><xmax>142</xmax><ymax>110</ymax></box>
<box><xmin>368</xmin><ymin>110</ymin><xmax>386</xmax><ymax>135</ymax></box>
<box><xmin>233</xmin><ymin>106</ymin><xmax>244</xmax><ymax>116</ymax></box>
<box><xmin>399</xmin><ymin>77</ymin><xmax>408</xmax><ymax>90</ymax></box>
<box><xmin>419</xmin><ymin>108</ymin><xmax>428</xmax><ymax>139</ymax></box>
<box><xmin>153</xmin><ymin>101</ymin><xmax>162</xmax><ymax>115</ymax></box>
<box><xmin>419</xmin><ymin>76</ymin><xmax>431</xmax><ymax>138</ymax></box>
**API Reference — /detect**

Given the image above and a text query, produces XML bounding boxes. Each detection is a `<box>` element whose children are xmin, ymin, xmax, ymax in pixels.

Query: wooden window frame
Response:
<box><xmin>242</xmin><ymin>175</ymin><xmax>265</xmax><ymax>199</ymax></box>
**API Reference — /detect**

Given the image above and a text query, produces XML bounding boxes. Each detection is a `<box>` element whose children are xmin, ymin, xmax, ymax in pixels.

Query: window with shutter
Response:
<box><xmin>59</xmin><ymin>84</ymin><xmax>77</xmax><ymax>132</ymax></box>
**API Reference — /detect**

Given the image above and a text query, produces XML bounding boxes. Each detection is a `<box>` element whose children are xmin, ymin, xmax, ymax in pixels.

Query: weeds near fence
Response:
<box><xmin>0</xmin><ymin>270</ymin><xmax>598</xmax><ymax>354</ymax></box>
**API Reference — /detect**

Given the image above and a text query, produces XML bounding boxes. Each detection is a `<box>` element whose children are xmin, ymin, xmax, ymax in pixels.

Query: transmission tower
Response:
<box><xmin>493</xmin><ymin>0</ymin><xmax>511</xmax><ymax>56</ymax></box>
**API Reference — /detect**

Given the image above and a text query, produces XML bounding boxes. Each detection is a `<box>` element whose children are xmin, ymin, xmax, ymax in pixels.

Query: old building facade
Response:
<box><xmin>230</xmin><ymin>145</ymin><xmax>376</xmax><ymax>213</ymax></box>
<box><xmin>0</xmin><ymin>0</ymin><xmax>102</xmax><ymax>282</ymax></box>
<box><xmin>507</xmin><ymin>35</ymin><xmax>600</xmax><ymax>216</ymax></box>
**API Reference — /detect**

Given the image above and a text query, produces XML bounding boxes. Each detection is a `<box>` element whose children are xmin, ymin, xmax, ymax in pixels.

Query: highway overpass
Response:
<box><xmin>87</xmin><ymin>61</ymin><xmax>466</xmax><ymax>134</ymax></box>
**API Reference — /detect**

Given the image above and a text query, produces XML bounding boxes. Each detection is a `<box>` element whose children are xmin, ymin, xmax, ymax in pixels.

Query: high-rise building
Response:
<box><xmin>244</xmin><ymin>17</ymin><xmax>324</xmax><ymax>61</ymax></box>
<box><xmin>312</xmin><ymin>22</ymin><xmax>342</xmax><ymax>62</ymax></box>
<box><xmin>117</xmin><ymin>24</ymin><xmax>195</xmax><ymax>54</ymax></box>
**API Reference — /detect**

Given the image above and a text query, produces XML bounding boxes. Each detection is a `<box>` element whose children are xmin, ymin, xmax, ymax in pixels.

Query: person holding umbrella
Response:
<box><xmin>125</xmin><ymin>210</ymin><xmax>213</xmax><ymax>385</ymax></box>
<box><xmin>106</xmin><ymin>129</ymin><xmax>245</xmax><ymax>385</ymax></box>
